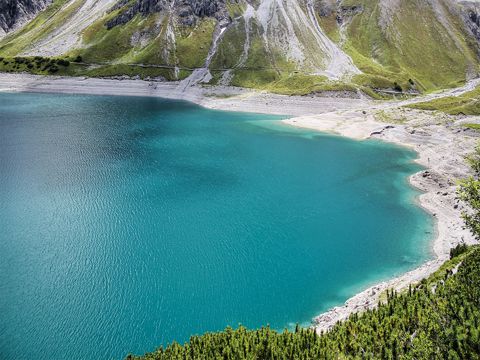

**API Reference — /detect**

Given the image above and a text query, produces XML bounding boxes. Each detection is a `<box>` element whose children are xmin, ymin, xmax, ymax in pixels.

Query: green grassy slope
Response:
<box><xmin>129</xmin><ymin>244</ymin><xmax>480</xmax><ymax>359</ymax></box>
<box><xmin>343</xmin><ymin>0</ymin><xmax>479</xmax><ymax>92</ymax></box>
<box><xmin>0</xmin><ymin>0</ymin><xmax>81</xmax><ymax>56</ymax></box>
<box><xmin>407</xmin><ymin>86</ymin><xmax>480</xmax><ymax>115</ymax></box>
<box><xmin>68</xmin><ymin>6</ymin><xmax>216</xmax><ymax>79</ymax></box>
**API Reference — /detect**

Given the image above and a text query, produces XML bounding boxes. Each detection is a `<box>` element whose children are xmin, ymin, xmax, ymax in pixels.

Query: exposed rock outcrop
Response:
<box><xmin>336</xmin><ymin>4</ymin><xmax>363</xmax><ymax>25</ymax></box>
<box><xmin>106</xmin><ymin>0</ymin><xmax>229</xmax><ymax>29</ymax></box>
<box><xmin>0</xmin><ymin>0</ymin><xmax>51</xmax><ymax>36</ymax></box>
<box><xmin>315</xmin><ymin>0</ymin><xmax>336</xmax><ymax>17</ymax></box>
<box><xmin>463</xmin><ymin>4</ymin><xmax>480</xmax><ymax>43</ymax></box>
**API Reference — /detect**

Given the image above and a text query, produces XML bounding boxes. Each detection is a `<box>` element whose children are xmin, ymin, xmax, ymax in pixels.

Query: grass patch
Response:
<box><xmin>316</xmin><ymin>12</ymin><xmax>340</xmax><ymax>43</ymax></box>
<box><xmin>374</xmin><ymin>109</ymin><xmax>407</xmax><ymax>124</ymax></box>
<box><xmin>264</xmin><ymin>74</ymin><xmax>329</xmax><ymax>95</ymax></box>
<box><xmin>231</xmin><ymin>69</ymin><xmax>279</xmax><ymax>88</ymax></box>
<box><xmin>407</xmin><ymin>87</ymin><xmax>480</xmax><ymax>115</ymax></box>
<box><xmin>175</xmin><ymin>19</ymin><xmax>216</xmax><ymax>68</ymax></box>
<box><xmin>463</xmin><ymin>123</ymin><xmax>480</xmax><ymax>130</ymax></box>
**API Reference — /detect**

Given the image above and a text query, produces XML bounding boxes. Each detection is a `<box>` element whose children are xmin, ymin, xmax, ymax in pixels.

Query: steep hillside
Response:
<box><xmin>0</xmin><ymin>0</ymin><xmax>479</xmax><ymax>93</ymax></box>
<box><xmin>340</xmin><ymin>0</ymin><xmax>480</xmax><ymax>90</ymax></box>
<box><xmin>0</xmin><ymin>0</ymin><xmax>51</xmax><ymax>38</ymax></box>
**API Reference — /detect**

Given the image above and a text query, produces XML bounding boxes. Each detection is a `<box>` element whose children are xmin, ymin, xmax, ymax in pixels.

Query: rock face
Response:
<box><xmin>106</xmin><ymin>0</ymin><xmax>229</xmax><ymax>29</ymax></box>
<box><xmin>0</xmin><ymin>0</ymin><xmax>51</xmax><ymax>35</ymax></box>
<box><xmin>176</xmin><ymin>0</ymin><xmax>229</xmax><ymax>25</ymax></box>
<box><xmin>462</xmin><ymin>4</ymin><xmax>480</xmax><ymax>43</ymax></box>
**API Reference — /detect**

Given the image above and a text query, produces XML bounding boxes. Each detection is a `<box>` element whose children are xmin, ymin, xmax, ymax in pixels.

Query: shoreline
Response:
<box><xmin>0</xmin><ymin>73</ymin><xmax>367</xmax><ymax>116</ymax></box>
<box><xmin>285</xmin><ymin>110</ymin><xmax>478</xmax><ymax>331</ymax></box>
<box><xmin>0</xmin><ymin>72</ymin><xmax>478</xmax><ymax>334</ymax></box>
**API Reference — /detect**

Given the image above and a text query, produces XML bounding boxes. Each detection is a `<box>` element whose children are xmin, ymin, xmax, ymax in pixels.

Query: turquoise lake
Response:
<box><xmin>0</xmin><ymin>92</ymin><xmax>434</xmax><ymax>359</ymax></box>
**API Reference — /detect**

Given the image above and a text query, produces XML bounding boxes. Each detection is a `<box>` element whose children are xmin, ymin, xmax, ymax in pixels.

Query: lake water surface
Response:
<box><xmin>0</xmin><ymin>92</ymin><xmax>433</xmax><ymax>359</ymax></box>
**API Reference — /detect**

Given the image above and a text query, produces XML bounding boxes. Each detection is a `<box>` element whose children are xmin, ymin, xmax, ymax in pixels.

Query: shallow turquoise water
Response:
<box><xmin>0</xmin><ymin>92</ymin><xmax>433</xmax><ymax>359</ymax></box>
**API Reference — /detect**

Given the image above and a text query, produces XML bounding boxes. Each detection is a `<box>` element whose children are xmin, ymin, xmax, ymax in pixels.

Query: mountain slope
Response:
<box><xmin>341</xmin><ymin>0</ymin><xmax>480</xmax><ymax>90</ymax></box>
<box><xmin>0</xmin><ymin>0</ymin><xmax>51</xmax><ymax>38</ymax></box>
<box><xmin>0</xmin><ymin>0</ymin><xmax>479</xmax><ymax>93</ymax></box>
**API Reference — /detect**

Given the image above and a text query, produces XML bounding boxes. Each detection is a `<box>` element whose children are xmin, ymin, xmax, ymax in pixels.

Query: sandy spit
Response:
<box><xmin>0</xmin><ymin>73</ymin><xmax>478</xmax><ymax>333</ymax></box>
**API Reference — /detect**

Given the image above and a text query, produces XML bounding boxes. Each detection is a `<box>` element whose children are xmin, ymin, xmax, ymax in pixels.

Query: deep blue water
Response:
<box><xmin>0</xmin><ymin>92</ymin><xmax>433</xmax><ymax>359</ymax></box>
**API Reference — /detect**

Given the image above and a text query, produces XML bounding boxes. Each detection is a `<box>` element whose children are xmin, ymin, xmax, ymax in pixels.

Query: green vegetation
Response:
<box><xmin>128</xmin><ymin>146</ymin><xmax>480</xmax><ymax>360</ymax></box>
<box><xmin>459</xmin><ymin>145</ymin><xmax>480</xmax><ymax>238</ymax></box>
<box><xmin>74</xmin><ymin>13</ymin><xmax>159</xmax><ymax>64</ymax></box>
<box><xmin>450</xmin><ymin>243</ymin><xmax>469</xmax><ymax>259</ymax></box>
<box><xmin>0</xmin><ymin>54</ymin><xmax>185</xmax><ymax>80</ymax></box>
<box><xmin>464</xmin><ymin>123</ymin><xmax>480</xmax><ymax>131</ymax></box>
<box><xmin>74</xmin><ymin>13</ymin><xmax>215</xmax><ymax>73</ymax></box>
<box><xmin>0</xmin><ymin>56</ymin><xmax>81</xmax><ymax>75</ymax></box>
<box><xmin>210</xmin><ymin>19</ymin><xmax>247</xmax><ymax>70</ymax></box>
<box><xmin>374</xmin><ymin>109</ymin><xmax>407</xmax><ymax>124</ymax></box>
<box><xmin>225</xmin><ymin>2</ymin><xmax>246</xmax><ymax>19</ymax></box>
<box><xmin>83</xmin><ymin>64</ymin><xmax>177</xmax><ymax>80</ymax></box>
<box><xmin>343</xmin><ymin>0</ymin><xmax>479</xmax><ymax>92</ymax></box>
<box><xmin>407</xmin><ymin>87</ymin><xmax>480</xmax><ymax>116</ymax></box>
<box><xmin>315</xmin><ymin>12</ymin><xmax>340</xmax><ymax>43</ymax></box>
<box><xmin>175</xmin><ymin>19</ymin><xmax>216</xmax><ymax>69</ymax></box>
<box><xmin>263</xmin><ymin>74</ymin><xmax>329</xmax><ymax>95</ymax></box>
<box><xmin>211</xmin><ymin>21</ymin><xmax>322</xmax><ymax>91</ymax></box>
<box><xmin>229</xmin><ymin>30</ymin><xmax>287</xmax><ymax>88</ymax></box>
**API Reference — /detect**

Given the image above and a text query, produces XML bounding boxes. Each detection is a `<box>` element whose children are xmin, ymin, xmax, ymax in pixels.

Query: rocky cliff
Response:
<box><xmin>459</xmin><ymin>0</ymin><xmax>480</xmax><ymax>44</ymax></box>
<box><xmin>0</xmin><ymin>0</ymin><xmax>51</xmax><ymax>37</ymax></box>
<box><xmin>106</xmin><ymin>0</ymin><xmax>229</xmax><ymax>28</ymax></box>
